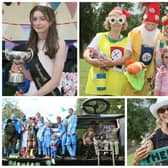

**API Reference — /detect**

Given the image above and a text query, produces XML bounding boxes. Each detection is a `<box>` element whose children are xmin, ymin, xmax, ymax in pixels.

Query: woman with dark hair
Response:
<box><xmin>11</xmin><ymin>5</ymin><xmax>66</xmax><ymax>96</ymax></box>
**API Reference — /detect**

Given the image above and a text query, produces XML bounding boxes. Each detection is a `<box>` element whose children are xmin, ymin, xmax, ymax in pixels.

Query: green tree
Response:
<box><xmin>127</xmin><ymin>99</ymin><xmax>156</xmax><ymax>146</ymax></box>
<box><xmin>80</xmin><ymin>2</ymin><xmax>168</xmax><ymax>56</ymax></box>
<box><xmin>2</xmin><ymin>100</ymin><xmax>24</xmax><ymax>120</ymax></box>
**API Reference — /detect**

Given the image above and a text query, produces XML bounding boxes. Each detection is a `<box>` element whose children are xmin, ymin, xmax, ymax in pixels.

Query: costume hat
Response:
<box><xmin>150</xmin><ymin>99</ymin><xmax>168</xmax><ymax>118</ymax></box>
<box><xmin>162</xmin><ymin>14</ymin><xmax>168</xmax><ymax>26</ymax></box>
<box><xmin>108</xmin><ymin>6</ymin><xmax>130</xmax><ymax>18</ymax></box>
<box><xmin>143</xmin><ymin>2</ymin><xmax>160</xmax><ymax>24</ymax></box>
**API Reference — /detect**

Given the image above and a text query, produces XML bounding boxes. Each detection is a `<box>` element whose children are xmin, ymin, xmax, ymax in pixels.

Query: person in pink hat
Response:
<box><xmin>134</xmin><ymin>99</ymin><xmax>168</xmax><ymax>165</ymax></box>
<box><xmin>121</xmin><ymin>3</ymin><xmax>162</xmax><ymax>96</ymax></box>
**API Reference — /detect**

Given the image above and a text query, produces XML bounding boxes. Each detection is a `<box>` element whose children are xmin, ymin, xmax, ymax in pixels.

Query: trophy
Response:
<box><xmin>5</xmin><ymin>48</ymin><xmax>33</xmax><ymax>86</ymax></box>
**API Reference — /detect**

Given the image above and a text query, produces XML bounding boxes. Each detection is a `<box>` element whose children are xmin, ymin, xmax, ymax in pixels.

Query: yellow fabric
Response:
<box><xmin>85</xmin><ymin>32</ymin><xmax>128</xmax><ymax>95</ymax></box>
<box><xmin>124</xmin><ymin>28</ymin><xmax>162</xmax><ymax>96</ymax></box>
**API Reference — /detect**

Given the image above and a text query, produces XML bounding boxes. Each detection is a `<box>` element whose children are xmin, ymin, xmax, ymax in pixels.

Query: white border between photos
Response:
<box><xmin>1</xmin><ymin>0</ymin><xmax>168</xmax><ymax>168</ymax></box>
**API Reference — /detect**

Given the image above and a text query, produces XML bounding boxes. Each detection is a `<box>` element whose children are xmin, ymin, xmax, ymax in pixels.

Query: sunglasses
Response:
<box><xmin>108</xmin><ymin>15</ymin><xmax>126</xmax><ymax>25</ymax></box>
<box><xmin>158</xmin><ymin>107</ymin><xmax>168</xmax><ymax>113</ymax></box>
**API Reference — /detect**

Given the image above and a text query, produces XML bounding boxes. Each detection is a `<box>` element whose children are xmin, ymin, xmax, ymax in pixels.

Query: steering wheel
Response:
<box><xmin>81</xmin><ymin>98</ymin><xmax>110</xmax><ymax>114</ymax></box>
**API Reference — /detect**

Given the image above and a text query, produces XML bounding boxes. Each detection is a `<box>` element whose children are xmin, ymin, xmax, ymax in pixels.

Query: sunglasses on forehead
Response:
<box><xmin>158</xmin><ymin>107</ymin><xmax>168</xmax><ymax>113</ymax></box>
<box><xmin>108</xmin><ymin>15</ymin><xmax>126</xmax><ymax>25</ymax></box>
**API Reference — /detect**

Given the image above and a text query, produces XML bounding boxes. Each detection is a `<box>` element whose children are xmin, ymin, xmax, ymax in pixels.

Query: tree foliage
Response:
<box><xmin>80</xmin><ymin>2</ymin><xmax>168</xmax><ymax>56</ymax></box>
<box><xmin>2</xmin><ymin>99</ymin><xmax>24</xmax><ymax>120</ymax></box>
<box><xmin>127</xmin><ymin>99</ymin><xmax>157</xmax><ymax>145</ymax></box>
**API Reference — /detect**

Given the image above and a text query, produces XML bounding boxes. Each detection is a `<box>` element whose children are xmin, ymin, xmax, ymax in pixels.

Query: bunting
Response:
<box><xmin>65</xmin><ymin>2</ymin><xmax>77</xmax><ymax>18</ymax></box>
<box><xmin>61</xmin><ymin>107</ymin><xmax>67</xmax><ymax>112</ymax></box>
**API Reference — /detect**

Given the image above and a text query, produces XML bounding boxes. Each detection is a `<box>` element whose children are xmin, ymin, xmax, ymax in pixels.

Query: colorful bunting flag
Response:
<box><xmin>61</xmin><ymin>107</ymin><xmax>67</xmax><ymax>112</ymax></box>
<box><xmin>50</xmin><ymin>2</ymin><xmax>61</xmax><ymax>11</ymax></box>
<box><xmin>65</xmin><ymin>2</ymin><xmax>77</xmax><ymax>18</ymax></box>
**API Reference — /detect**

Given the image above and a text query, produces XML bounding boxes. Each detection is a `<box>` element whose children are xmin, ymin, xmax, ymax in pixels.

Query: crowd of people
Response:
<box><xmin>3</xmin><ymin>109</ymin><xmax>121</xmax><ymax>160</ymax></box>
<box><xmin>83</xmin><ymin>2</ymin><xmax>168</xmax><ymax>96</ymax></box>
<box><xmin>82</xmin><ymin>120</ymin><xmax>120</xmax><ymax>159</ymax></box>
<box><xmin>3</xmin><ymin>108</ymin><xmax>78</xmax><ymax>160</ymax></box>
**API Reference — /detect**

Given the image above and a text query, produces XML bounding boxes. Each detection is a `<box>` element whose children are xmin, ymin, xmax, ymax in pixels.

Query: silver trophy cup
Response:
<box><xmin>5</xmin><ymin>48</ymin><xmax>33</xmax><ymax>86</ymax></box>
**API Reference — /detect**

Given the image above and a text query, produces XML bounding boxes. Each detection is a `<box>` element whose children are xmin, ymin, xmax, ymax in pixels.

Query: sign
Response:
<box><xmin>140</xmin><ymin>146</ymin><xmax>168</xmax><ymax>165</ymax></box>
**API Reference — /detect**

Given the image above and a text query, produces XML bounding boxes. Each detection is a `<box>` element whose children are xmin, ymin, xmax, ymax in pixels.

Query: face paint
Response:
<box><xmin>108</xmin><ymin>15</ymin><xmax>126</xmax><ymax>25</ymax></box>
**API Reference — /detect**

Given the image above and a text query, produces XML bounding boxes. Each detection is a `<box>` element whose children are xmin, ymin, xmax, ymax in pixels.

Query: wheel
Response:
<box><xmin>81</xmin><ymin>98</ymin><xmax>110</xmax><ymax>114</ymax></box>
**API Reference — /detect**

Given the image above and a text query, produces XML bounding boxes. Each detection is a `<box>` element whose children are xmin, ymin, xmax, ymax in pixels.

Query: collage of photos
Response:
<box><xmin>1</xmin><ymin>1</ymin><xmax>168</xmax><ymax>167</ymax></box>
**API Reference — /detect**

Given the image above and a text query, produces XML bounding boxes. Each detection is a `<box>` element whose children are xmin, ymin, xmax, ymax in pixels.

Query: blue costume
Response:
<box><xmin>42</xmin><ymin>127</ymin><xmax>52</xmax><ymax>156</ymax></box>
<box><xmin>11</xmin><ymin>115</ymin><xmax>22</xmax><ymax>151</ymax></box>
<box><xmin>37</xmin><ymin>122</ymin><xmax>45</xmax><ymax>156</ymax></box>
<box><xmin>66</xmin><ymin>114</ymin><xmax>78</xmax><ymax>157</ymax></box>
<box><xmin>57</xmin><ymin>122</ymin><xmax>66</xmax><ymax>155</ymax></box>
<box><xmin>50</xmin><ymin>138</ymin><xmax>60</xmax><ymax>158</ymax></box>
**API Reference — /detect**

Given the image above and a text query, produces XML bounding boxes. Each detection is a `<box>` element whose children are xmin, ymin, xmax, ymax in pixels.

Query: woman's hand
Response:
<box><xmin>99</xmin><ymin>57</ymin><xmax>113</xmax><ymax>68</ymax></box>
<box><xmin>134</xmin><ymin>145</ymin><xmax>148</xmax><ymax>165</ymax></box>
<box><xmin>10</xmin><ymin>62</ymin><xmax>24</xmax><ymax>73</ymax></box>
<box><xmin>88</xmin><ymin>58</ymin><xmax>107</xmax><ymax>68</ymax></box>
<box><xmin>15</xmin><ymin>90</ymin><xmax>24</xmax><ymax>96</ymax></box>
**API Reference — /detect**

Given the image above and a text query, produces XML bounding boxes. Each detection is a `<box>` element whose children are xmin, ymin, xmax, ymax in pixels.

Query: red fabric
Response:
<box><xmin>142</xmin><ymin>2</ymin><xmax>160</xmax><ymax>24</ymax></box>
<box><xmin>162</xmin><ymin>14</ymin><xmax>168</xmax><ymax>26</ymax></box>
<box><xmin>108</xmin><ymin>6</ymin><xmax>130</xmax><ymax>18</ymax></box>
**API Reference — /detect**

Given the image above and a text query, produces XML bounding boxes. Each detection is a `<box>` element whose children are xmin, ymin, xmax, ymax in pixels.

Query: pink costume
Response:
<box><xmin>154</xmin><ymin>65</ymin><xmax>168</xmax><ymax>96</ymax></box>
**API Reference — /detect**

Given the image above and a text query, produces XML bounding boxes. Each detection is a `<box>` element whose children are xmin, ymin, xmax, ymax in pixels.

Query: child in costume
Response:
<box><xmin>124</xmin><ymin>3</ymin><xmax>162</xmax><ymax>95</ymax></box>
<box><xmin>156</xmin><ymin>14</ymin><xmax>168</xmax><ymax>67</ymax></box>
<box><xmin>20</xmin><ymin>124</ymin><xmax>29</xmax><ymax>158</ymax></box>
<box><xmin>154</xmin><ymin>46</ymin><xmax>168</xmax><ymax>96</ymax></box>
<box><xmin>27</xmin><ymin>117</ymin><xmax>37</xmax><ymax>158</ymax></box>
<box><xmin>83</xmin><ymin>6</ymin><xmax>131</xmax><ymax>96</ymax></box>
<box><xmin>50</xmin><ymin>134</ymin><xmax>60</xmax><ymax>158</ymax></box>
<box><xmin>42</xmin><ymin>121</ymin><xmax>52</xmax><ymax>158</ymax></box>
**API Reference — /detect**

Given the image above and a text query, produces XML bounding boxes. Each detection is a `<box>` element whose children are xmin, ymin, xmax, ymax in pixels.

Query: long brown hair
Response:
<box><xmin>26</xmin><ymin>5</ymin><xmax>59</xmax><ymax>59</ymax></box>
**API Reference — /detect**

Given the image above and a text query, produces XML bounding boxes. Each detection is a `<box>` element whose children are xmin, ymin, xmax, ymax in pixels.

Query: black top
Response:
<box><xmin>151</xmin><ymin>128</ymin><xmax>168</xmax><ymax>165</ymax></box>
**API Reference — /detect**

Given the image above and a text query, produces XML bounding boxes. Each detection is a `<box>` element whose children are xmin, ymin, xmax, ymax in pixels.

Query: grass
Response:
<box><xmin>79</xmin><ymin>58</ymin><xmax>91</xmax><ymax>96</ymax></box>
<box><xmin>127</xmin><ymin>152</ymin><xmax>135</xmax><ymax>166</ymax></box>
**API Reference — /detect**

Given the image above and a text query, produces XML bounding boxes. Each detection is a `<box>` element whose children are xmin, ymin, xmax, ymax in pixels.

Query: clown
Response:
<box><xmin>124</xmin><ymin>2</ymin><xmax>162</xmax><ymax>95</ymax></box>
<box><xmin>65</xmin><ymin>108</ymin><xmax>77</xmax><ymax>159</ymax></box>
<box><xmin>83</xmin><ymin>6</ymin><xmax>131</xmax><ymax>96</ymax></box>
